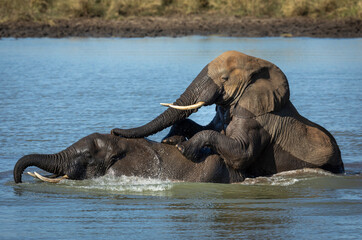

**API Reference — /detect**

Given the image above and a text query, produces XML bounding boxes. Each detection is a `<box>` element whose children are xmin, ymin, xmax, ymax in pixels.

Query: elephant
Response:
<box><xmin>14</xmin><ymin>133</ymin><xmax>241</xmax><ymax>183</ymax></box>
<box><xmin>112</xmin><ymin>51</ymin><xmax>344</xmax><ymax>175</ymax></box>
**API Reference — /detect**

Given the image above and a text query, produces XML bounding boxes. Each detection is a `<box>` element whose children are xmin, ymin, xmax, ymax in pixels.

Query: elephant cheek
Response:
<box><xmin>199</xmin><ymin>79</ymin><xmax>223</xmax><ymax>105</ymax></box>
<box><xmin>224</xmin><ymin>79</ymin><xmax>245</xmax><ymax>102</ymax></box>
<box><xmin>66</xmin><ymin>165</ymin><xmax>87</xmax><ymax>180</ymax></box>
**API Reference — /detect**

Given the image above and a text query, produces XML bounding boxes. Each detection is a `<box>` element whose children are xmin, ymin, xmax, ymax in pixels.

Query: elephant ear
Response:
<box><xmin>236</xmin><ymin>59</ymin><xmax>290</xmax><ymax>117</ymax></box>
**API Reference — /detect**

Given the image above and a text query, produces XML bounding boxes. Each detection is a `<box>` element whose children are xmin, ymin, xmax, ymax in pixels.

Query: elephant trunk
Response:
<box><xmin>14</xmin><ymin>152</ymin><xmax>65</xmax><ymax>183</ymax></box>
<box><xmin>116</xmin><ymin>66</ymin><xmax>215</xmax><ymax>138</ymax></box>
<box><xmin>117</xmin><ymin>100</ymin><xmax>196</xmax><ymax>138</ymax></box>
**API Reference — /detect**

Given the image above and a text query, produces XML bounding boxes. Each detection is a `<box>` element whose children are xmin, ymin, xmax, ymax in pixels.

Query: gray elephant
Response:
<box><xmin>112</xmin><ymin>51</ymin><xmax>344</xmax><ymax>175</ymax></box>
<box><xmin>14</xmin><ymin>133</ymin><xmax>238</xmax><ymax>183</ymax></box>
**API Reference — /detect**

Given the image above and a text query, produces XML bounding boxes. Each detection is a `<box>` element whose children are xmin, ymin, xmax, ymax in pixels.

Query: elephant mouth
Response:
<box><xmin>27</xmin><ymin>171</ymin><xmax>69</xmax><ymax>183</ymax></box>
<box><xmin>160</xmin><ymin>101</ymin><xmax>206</xmax><ymax>110</ymax></box>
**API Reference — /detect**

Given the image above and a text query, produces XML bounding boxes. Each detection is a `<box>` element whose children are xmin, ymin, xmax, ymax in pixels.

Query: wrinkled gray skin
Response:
<box><xmin>14</xmin><ymin>51</ymin><xmax>344</xmax><ymax>184</ymax></box>
<box><xmin>14</xmin><ymin>133</ymin><xmax>240</xmax><ymax>183</ymax></box>
<box><xmin>112</xmin><ymin>51</ymin><xmax>344</xmax><ymax>175</ymax></box>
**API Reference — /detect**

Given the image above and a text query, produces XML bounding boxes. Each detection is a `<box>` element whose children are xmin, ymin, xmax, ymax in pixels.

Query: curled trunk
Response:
<box><xmin>13</xmin><ymin>153</ymin><xmax>63</xmax><ymax>183</ymax></box>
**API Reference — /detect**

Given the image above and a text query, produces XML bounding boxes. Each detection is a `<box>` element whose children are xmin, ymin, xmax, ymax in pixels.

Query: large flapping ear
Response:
<box><xmin>237</xmin><ymin>57</ymin><xmax>290</xmax><ymax>117</ymax></box>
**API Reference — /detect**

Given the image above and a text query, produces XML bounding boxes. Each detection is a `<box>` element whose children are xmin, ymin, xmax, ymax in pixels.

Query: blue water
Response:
<box><xmin>0</xmin><ymin>37</ymin><xmax>361</xmax><ymax>239</ymax></box>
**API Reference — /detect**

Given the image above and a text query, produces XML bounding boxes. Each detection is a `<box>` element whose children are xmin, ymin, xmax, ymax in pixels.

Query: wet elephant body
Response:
<box><xmin>14</xmin><ymin>51</ymin><xmax>344</xmax><ymax>184</ymax></box>
<box><xmin>14</xmin><ymin>133</ymin><xmax>238</xmax><ymax>183</ymax></box>
<box><xmin>112</xmin><ymin>51</ymin><xmax>344</xmax><ymax>175</ymax></box>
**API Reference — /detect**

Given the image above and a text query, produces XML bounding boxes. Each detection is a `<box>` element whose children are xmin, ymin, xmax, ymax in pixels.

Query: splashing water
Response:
<box><xmin>241</xmin><ymin>168</ymin><xmax>335</xmax><ymax>186</ymax></box>
<box><xmin>63</xmin><ymin>173</ymin><xmax>174</xmax><ymax>194</ymax></box>
<box><xmin>50</xmin><ymin>168</ymin><xmax>339</xmax><ymax>195</ymax></box>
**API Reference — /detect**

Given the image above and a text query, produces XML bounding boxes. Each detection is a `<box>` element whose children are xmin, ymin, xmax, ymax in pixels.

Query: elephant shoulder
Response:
<box><xmin>231</xmin><ymin>103</ymin><xmax>257</xmax><ymax>118</ymax></box>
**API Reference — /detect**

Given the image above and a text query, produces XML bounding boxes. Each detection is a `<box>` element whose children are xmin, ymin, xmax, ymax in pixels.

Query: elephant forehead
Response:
<box><xmin>95</xmin><ymin>138</ymin><xmax>107</xmax><ymax>148</ymax></box>
<box><xmin>208</xmin><ymin>51</ymin><xmax>250</xmax><ymax>77</ymax></box>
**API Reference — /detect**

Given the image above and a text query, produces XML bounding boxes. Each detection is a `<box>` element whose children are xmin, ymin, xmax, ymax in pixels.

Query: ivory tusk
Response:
<box><xmin>27</xmin><ymin>172</ymin><xmax>37</xmax><ymax>178</ymax></box>
<box><xmin>160</xmin><ymin>103</ymin><xmax>172</xmax><ymax>107</ymax></box>
<box><xmin>28</xmin><ymin>172</ymin><xmax>58</xmax><ymax>179</ymax></box>
<box><xmin>160</xmin><ymin>101</ymin><xmax>205</xmax><ymax>110</ymax></box>
<box><xmin>33</xmin><ymin>172</ymin><xmax>68</xmax><ymax>183</ymax></box>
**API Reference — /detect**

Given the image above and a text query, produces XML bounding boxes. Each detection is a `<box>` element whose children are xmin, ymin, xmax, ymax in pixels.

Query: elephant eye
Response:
<box><xmin>111</xmin><ymin>153</ymin><xmax>125</xmax><ymax>162</ymax></box>
<box><xmin>83</xmin><ymin>151</ymin><xmax>92</xmax><ymax>160</ymax></box>
<box><xmin>221</xmin><ymin>76</ymin><xmax>229</xmax><ymax>81</ymax></box>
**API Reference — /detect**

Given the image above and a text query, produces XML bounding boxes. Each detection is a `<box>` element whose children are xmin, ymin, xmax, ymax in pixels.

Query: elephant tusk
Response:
<box><xmin>27</xmin><ymin>172</ymin><xmax>59</xmax><ymax>179</ymax></box>
<box><xmin>160</xmin><ymin>101</ymin><xmax>205</xmax><ymax>110</ymax></box>
<box><xmin>33</xmin><ymin>172</ymin><xmax>69</xmax><ymax>183</ymax></box>
<box><xmin>27</xmin><ymin>172</ymin><xmax>37</xmax><ymax>178</ymax></box>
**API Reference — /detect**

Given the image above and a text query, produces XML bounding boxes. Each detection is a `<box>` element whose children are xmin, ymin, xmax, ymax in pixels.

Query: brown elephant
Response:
<box><xmin>112</xmin><ymin>51</ymin><xmax>344</xmax><ymax>175</ymax></box>
<box><xmin>14</xmin><ymin>133</ymin><xmax>238</xmax><ymax>183</ymax></box>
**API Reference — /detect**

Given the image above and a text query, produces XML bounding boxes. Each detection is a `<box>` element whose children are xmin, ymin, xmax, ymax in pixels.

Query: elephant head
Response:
<box><xmin>112</xmin><ymin>51</ymin><xmax>290</xmax><ymax>137</ymax></box>
<box><xmin>14</xmin><ymin>133</ymin><xmax>126</xmax><ymax>183</ymax></box>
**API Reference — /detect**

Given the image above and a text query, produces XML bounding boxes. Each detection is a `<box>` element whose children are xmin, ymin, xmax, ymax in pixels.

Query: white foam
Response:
<box><xmin>65</xmin><ymin>174</ymin><xmax>173</xmax><ymax>193</ymax></box>
<box><xmin>241</xmin><ymin>168</ymin><xmax>334</xmax><ymax>186</ymax></box>
<box><xmin>273</xmin><ymin>168</ymin><xmax>334</xmax><ymax>177</ymax></box>
<box><xmin>59</xmin><ymin>168</ymin><xmax>336</xmax><ymax>190</ymax></box>
<box><xmin>241</xmin><ymin>176</ymin><xmax>300</xmax><ymax>186</ymax></box>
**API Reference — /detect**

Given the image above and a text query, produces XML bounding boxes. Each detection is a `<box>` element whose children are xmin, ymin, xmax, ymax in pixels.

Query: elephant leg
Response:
<box><xmin>162</xmin><ymin>119</ymin><xmax>205</xmax><ymax>145</ymax></box>
<box><xmin>162</xmin><ymin>110</ymin><xmax>224</xmax><ymax>145</ymax></box>
<box><xmin>176</xmin><ymin>130</ymin><xmax>253</xmax><ymax>170</ymax></box>
<box><xmin>176</xmin><ymin>118</ymin><xmax>266</xmax><ymax>171</ymax></box>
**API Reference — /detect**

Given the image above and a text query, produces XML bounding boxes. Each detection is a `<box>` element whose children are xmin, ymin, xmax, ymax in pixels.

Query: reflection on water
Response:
<box><xmin>0</xmin><ymin>37</ymin><xmax>361</xmax><ymax>239</ymax></box>
<box><xmin>3</xmin><ymin>170</ymin><xmax>361</xmax><ymax>239</ymax></box>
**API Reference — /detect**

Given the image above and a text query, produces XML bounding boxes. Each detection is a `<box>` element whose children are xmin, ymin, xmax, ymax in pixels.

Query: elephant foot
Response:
<box><xmin>111</xmin><ymin>128</ymin><xmax>122</xmax><ymax>136</ymax></box>
<box><xmin>162</xmin><ymin>135</ymin><xmax>186</xmax><ymax>145</ymax></box>
<box><xmin>176</xmin><ymin>141</ymin><xmax>202</xmax><ymax>162</ymax></box>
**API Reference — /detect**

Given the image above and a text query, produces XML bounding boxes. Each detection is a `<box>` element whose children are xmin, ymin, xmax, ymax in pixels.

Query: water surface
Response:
<box><xmin>0</xmin><ymin>37</ymin><xmax>361</xmax><ymax>239</ymax></box>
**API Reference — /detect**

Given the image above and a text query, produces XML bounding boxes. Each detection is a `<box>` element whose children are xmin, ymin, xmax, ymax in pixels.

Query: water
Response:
<box><xmin>0</xmin><ymin>37</ymin><xmax>361</xmax><ymax>239</ymax></box>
